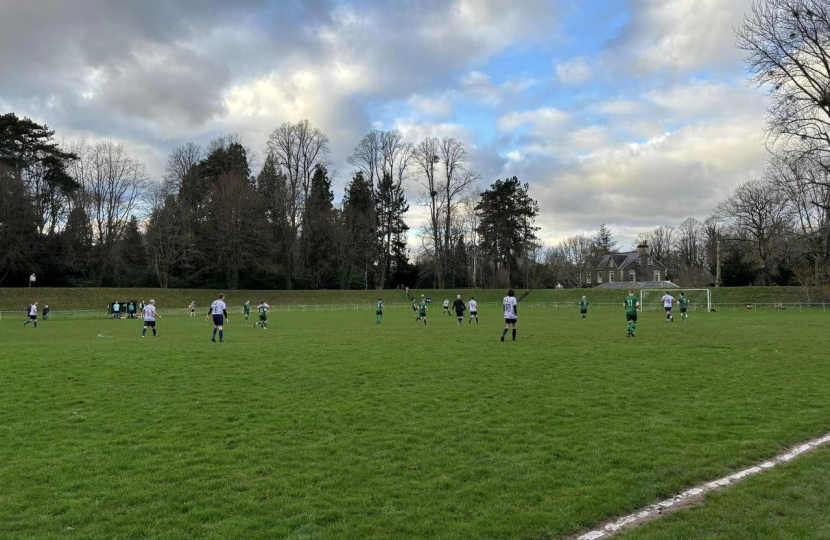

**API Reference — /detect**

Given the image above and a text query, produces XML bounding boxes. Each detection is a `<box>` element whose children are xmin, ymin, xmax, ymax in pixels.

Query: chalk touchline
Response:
<box><xmin>564</xmin><ymin>432</ymin><xmax>830</xmax><ymax>540</ymax></box>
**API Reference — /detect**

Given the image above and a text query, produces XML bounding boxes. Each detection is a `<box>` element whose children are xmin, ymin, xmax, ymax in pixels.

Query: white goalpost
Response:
<box><xmin>640</xmin><ymin>288</ymin><xmax>712</xmax><ymax>313</ymax></box>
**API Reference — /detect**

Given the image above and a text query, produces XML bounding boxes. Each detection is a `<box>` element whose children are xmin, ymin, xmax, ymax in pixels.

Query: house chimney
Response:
<box><xmin>637</xmin><ymin>243</ymin><xmax>649</xmax><ymax>254</ymax></box>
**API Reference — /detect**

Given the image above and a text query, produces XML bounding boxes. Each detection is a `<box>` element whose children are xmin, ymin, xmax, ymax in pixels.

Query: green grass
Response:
<box><xmin>1</xmin><ymin>307</ymin><xmax>828</xmax><ymax>539</ymax></box>
<box><xmin>0</xmin><ymin>287</ymin><xmax>527</xmax><ymax>312</ymax></box>
<box><xmin>618</xmin><ymin>446</ymin><xmax>830</xmax><ymax>540</ymax></box>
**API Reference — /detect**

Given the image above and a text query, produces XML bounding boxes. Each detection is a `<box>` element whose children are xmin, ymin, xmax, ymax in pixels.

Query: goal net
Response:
<box><xmin>640</xmin><ymin>289</ymin><xmax>712</xmax><ymax>313</ymax></box>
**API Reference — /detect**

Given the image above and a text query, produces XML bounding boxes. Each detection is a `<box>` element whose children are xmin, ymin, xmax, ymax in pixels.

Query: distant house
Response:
<box><xmin>586</xmin><ymin>244</ymin><xmax>671</xmax><ymax>288</ymax></box>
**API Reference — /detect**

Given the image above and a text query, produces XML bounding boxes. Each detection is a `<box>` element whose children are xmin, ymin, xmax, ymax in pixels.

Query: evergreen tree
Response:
<box><xmin>593</xmin><ymin>223</ymin><xmax>618</xmax><ymax>254</ymax></box>
<box><xmin>375</xmin><ymin>172</ymin><xmax>409</xmax><ymax>289</ymax></box>
<box><xmin>304</xmin><ymin>164</ymin><xmax>336</xmax><ymax>288</ymax></box>
<box><xmin>343</xmin><ymin>171</ymin><xmax>377</xmax><ymax>289</ymax></box>
<box><xmin>475</xmin><ymin>177</ymin><xmax>539</xmax><ymax>287</ymax></box>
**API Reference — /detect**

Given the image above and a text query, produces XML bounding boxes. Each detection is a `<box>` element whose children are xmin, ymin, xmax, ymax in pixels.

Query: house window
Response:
<box><xmin>636</xmin><ymin>258</ymin><xmax>641</xmax><ymax>266</ymax></box>
<box><xmin>586</xmin><ymin>273</ymin><xmax>592</xmax><ymax>284</ymax></box>
<box><xmin>653</xmin><ymin>270</ymin><xmax>660</xmax><ymax>281</ymax></box>
<box><xmin>609</xmin><ymin>260</ymin><xmax>615</xmax><ymax>268</ymax></box>
<box><xmin>629</xmin><ymin>271</ymin><xmax>636</xmax><ymax>282</ymax></box>
<box><xmin>597</xmin><ymin>272</ymin><xmax>603</xmax><ymax>283</ymax></box>
<box><xmin>648</xmin><ymin>258</ymin><xmax>653</xmax><ymax>266</ymax></box>
<box><xmin>609</xmin><ymin>272</ymin><xmax>615</xmax><ymax>283</ymax></box>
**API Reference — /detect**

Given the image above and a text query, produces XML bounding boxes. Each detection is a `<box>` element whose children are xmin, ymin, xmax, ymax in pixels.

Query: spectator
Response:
<box><xmin>29</xmin><ymin>273</ymin><xmax>36</xmax><ymax>288</ymax></box>
<box><xmin>42</xmin><ymin>305</ymin><xmax>50</xmax><ymax>320</ymax></box>
<box><xmin>113</xmin><ymin>302</ymin><xmax>121</xmax><ymax>319</ymax></box>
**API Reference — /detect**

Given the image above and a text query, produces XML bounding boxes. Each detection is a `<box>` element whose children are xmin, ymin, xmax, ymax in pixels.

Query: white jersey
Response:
<box><xmin>29</xmin><ymin>305</ymin><xmax>37</xmax><ymax>317</ymax></box>
<box><xmin>469</xmin><ymin>300</ymin><xmax>478</xmax><ymax>312</ymax></box>
<box><xmin>143</xmin><ymin>305</ymin><xmax>157</xmax><ymax>321</ymax></box>
<box><xmin>211</xmin><ymin>300</ymin><xmax>226</xmax><ymax>315</ymax></box>
<box><xmin>503</xmin><ymin>296</ymin><xmax>517</xmax><ymax>319</ymax></box>
<box><xmin>662</xmin><ymin>295</ymin><xmax>675</xmax><ymax>308</ymax></box>
<box><xmin>443</xmin><ymin>300</ymin><xmax>449</xmax><ymax>308</ymax></box>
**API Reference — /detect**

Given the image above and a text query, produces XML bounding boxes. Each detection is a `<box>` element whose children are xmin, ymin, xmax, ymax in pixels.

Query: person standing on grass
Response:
<box><xmin>375</xmin><ymin>298</ymin><xmax>383</xmax><ymax>325</ymax></box>
<box><xmin>580</xmin><ymin>296</ymin><xmax>589</xmax><ymax>320</ymax></box>
<box><xmin>113</xmin><ymin>301</ymin><xmax>121</xmax><ymax>319</ymax></box>
<box><xmin>417</xmin><ymin>296</ymin><xmax>428</xmax><ymax>325</ymax></box>
<box><xmin>678</xmin><ymin>292</ymin><xmax>689</xmax><ymax>322</ymax></box>
<box><xmin>452</xmin><ymin>295</ymin><xmax>465</xmax><ymax>326</ymax></box>
<box><xmin>254</xmin><ymin>301</ymin><xmax>269</xmax><ymax>330</ymax></box>
<box><xmin>29</xmin><ymin>272</ymin><xmax>36</xmax><ymax>288</ymax></box>
<box><xmin>42</xmin><ymin>304</ymin><xmax>49</xmax><ymax>320</ymax></box>
<box><xmin>625</xmin><ymin>289</ymin><xmax>640</xmax><ymax>338</ymax></box>
<box><xmin>661</xmin><ymin>291</ymin><xmax>675</xmax><ymax>322</ymax></box>
<box><xmin>139</xmin><ymin>300</ymin><xmax>146</xmax><ymax>315</ymax></box>
<box><xmin>142</xmin><ymin>299</ymin><xmax>161</xmax><ymax>338</ymax></box>
<box><xmin>468</xmin><ymin>296</ymin><xmax>479</xmax><ymax>324</ymax></box>
<box><xmin>23</xmin><ymin>302</ymin><xmax>38</xmax><ymax>328</ymax></box>
<box><xmin>189</xmin><ymin>300</ymin><xmax>196</xmax><ymax>317</ymax></box>
<box><xmin>501</xmin><ymin>289</ymin><xmax>518</xmax><ymax>342</ymax></box>
<box><xmin>243</xmin><ymin>300</ymin><xmax>251</xmax><ymax>324</ymax></box>
<box><xmin>443</xmin><ymin>298</ymin><xmax>450</xmax><ymax>316</ymax></box>
<box><xmin>207</xmin><ymin>293</ymin><xmax>229</xmax><ymax>342</ymax></box>
<box><xmin>412</xmin><ymin>298</ymin><xmax>419</xmax><ymax>319</ymax></box>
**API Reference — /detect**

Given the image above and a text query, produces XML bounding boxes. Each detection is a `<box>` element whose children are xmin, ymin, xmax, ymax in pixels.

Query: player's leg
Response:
<box><xmin>501</xmin><ymin>321</ymin><xmax>509</xmax><ymax>341</ymax></box>
<box><xmin>142</xmin><ymin>322</ymin><xmax>147</xmax><ymax>337</ymax></box>
<box><xmin>512</xmin><ymin>322</ymin><xmax>517</xmax><ymax>341</ymax></box>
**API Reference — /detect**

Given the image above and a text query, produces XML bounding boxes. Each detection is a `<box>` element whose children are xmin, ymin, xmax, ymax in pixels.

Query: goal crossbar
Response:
<box><xmin>640</xmin><ymin>288</ymin><xmax>712</xmax><ymax>312</ymax></box>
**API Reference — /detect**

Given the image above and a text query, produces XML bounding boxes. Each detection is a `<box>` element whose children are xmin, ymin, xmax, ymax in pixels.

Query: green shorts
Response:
<box><xmin>626</xmin><ymin>312</ymin><xmax>638</xmax><ymax>322</ymax></box>
<box><xmin>580</xmin><ymin>309</ymin><xmax>588</xmax><ymax>314</ymax></box>
<box><xmin>259</xmin><ymin>314</ymin><xmax>267</xmax><ymax>321</ymax></box>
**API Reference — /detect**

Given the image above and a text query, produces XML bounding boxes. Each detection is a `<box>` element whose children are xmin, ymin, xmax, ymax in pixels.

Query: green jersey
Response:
<box><xmin>624</xmin><ymin>295</ymin><xmax>639</xmax><ymax>314</ymax></box>
<box><xmin>376</xmin><ymin>301</ymin><xmax>383</xmax><ymax>314</ymax></box>
<box><xmin>580</xmin><ymin>299</ymin><xmax>589</xmax><ymax>311</ymax></box>
<box><xmin>679</xmin><ymin>296</ymin><xmax>689</xmax><ymax>309</ymax></box>
<box><xmin>243</xmin><ymin>303</ymin><xmax>250</xmax><ymax>314</ymax></box>
<box><xmin>258</xmin><ymin>304</ymin><xmax>268</xmax><ymax>317</ymax></box>
<box><xmin>418</xmin><ymin>302</ymin><xmax>427</xmax><ymax>315</ymax></box>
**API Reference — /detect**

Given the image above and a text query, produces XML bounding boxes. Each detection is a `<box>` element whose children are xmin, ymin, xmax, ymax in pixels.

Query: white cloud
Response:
<box><xmin>555</xmin><ymin>57</ymin><xmax>592</xmax><ymax>85</ymax></box>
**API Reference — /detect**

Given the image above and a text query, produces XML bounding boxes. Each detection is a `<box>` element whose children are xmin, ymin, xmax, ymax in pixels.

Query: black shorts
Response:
<box><xmin>470</xmin><ymin>311</ymin><xmax>477</xmax><ymax>315</ymax></box>
<box><xmin>212</xmin><ymin>314</ymin><xmax>224</xmax><ymax>326</ymax></box>
<box><xmin>664</xmin><ymin>306</ymin><xmax>672</xmax><ymax>312</ymax></box>
<box><xmin>626</xmin><ymin>313</ymin><xmax>638</xmax><ymax>322</ymax></box>
<box><xmin>29</xmin><ymin>314</ymin><xmax>37</xmax><ymax>320</ymax></box>
<box><xmin>680</xmin><ymin>308</ymin><xmax>687</xmax><ymax>313</ymax></box>
<box><xmin>144</xmin><ymin>320</ymin><xmax>156</xmax><ymax>328</ymax></box>
<box><xmin>455</xmin><ymin>311</ymin><xmax>464</xmax><ymax>317</ymax></box>
<box><xmin>580</xmin><ymin>309</ymin><xmax>587</xmax><ymax>314</ymax></box>
<box><xmin>505</xmin><ymin>318</ymin><xmax>517</xmax><ymax>324</ymax></box>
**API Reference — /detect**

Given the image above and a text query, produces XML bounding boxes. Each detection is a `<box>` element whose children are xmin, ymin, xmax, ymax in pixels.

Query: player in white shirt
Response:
<box><xmin>661</xmin><ymin>291</ymin><xmax>676</xmax><ymax>322</ymax></box>
<box><xmin>501</xmin><ymin>289</ymin><xmax>518</xmax><ymax>342</ymax></box>
<box><xmin>443</xmin><ymin>298</ymin><xmax>450</xmax><ymax>316</ymax></box>
<box><xmin>468</xmin><ymin>297</ymin><xmax>479</xmax><ymax>324</ymax></box>
<box><xmin>23</xmin><ymin>301</ymin><xmax>38</xmax><ymax>328</ymax></box>
<box><xmin>142</xmin><ymin>299</ymin><xmax>162</xmax><ymax>338</ymax></box>
<box><xmin>206</xmin><ymin>293</ymin><xmax>229</xmax><ymax>342</ymax></box>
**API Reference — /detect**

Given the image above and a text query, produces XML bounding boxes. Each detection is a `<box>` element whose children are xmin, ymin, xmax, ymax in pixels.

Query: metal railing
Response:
<box><xmin>3</xmin><ymin>301</ymin><xmax>830</xmax><ymax>321</ymax></box>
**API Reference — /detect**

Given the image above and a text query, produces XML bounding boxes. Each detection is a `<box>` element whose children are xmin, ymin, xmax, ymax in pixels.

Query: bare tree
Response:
<box><xmin>413</xmin><ymin>137</ymin><xmax>444</xmax><ymax>285</ymax></box>
<box><xmin>348</xmin><ymin>130</ymin><xmax>384</xmax><ymax>187</ymax></box>
<box><xmin>67</xmin><ymin>140</ymin><xmax>150</xmax><ymax>284</ymax></box>
<box><xmin>716</xmin><ymin>178</ymin><xmax>791</xmax><ymax>284</ymax></box>
<box><xmin>144</xmin><ymin>183</ymin><xmax>186</xmax><ymax>288</ymax></box>
<box><xmin>635</xmin><ymin>226</ymin><xmax>676</xmax><ymax>264</ymax></box>
<box><xmin>375</xmin><ymin>130</ymin><xmax>412</xmax><ymax>289</ymax></box>
<box><xmin>737</xmin><ymin>0</ymin><xmax>830</xmax><ymax>164</ymax></box>
<box><xmin>558</xmin><ymin>235</ymin><xmax>593</xmax><ymax>286</ymax></box>
<box><xmin>163</xmin><ymin>142</ymin><xmax>203</xmax><ymax>193</ymax></box>
<box><xmin>266</xmin><ymin>120</ymin><xmax>329</xmax><ymax>286</ymax></box>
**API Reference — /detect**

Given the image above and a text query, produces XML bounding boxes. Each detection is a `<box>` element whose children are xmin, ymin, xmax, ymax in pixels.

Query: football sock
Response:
<box><xmin>142</xmin><ymin>328</ymin><xmax>146</xmax><ymax>337</ymax></box>
<box><xmin>152</xmin><ymin>328</ymin><xmax>157</xmax><ymax>337</ymax></box>
<box><xmin>502</xmin><ymin>328</ymin><xmax>509</xmax><ymax>339</ymax></box>
<box><xmin>219</xmin><ymin>330</ymin><xmax>224</xmax><ymax>342</ymax></box>
<box><xmin>34</xmin><ymin>321</ymin><xmax>37</xmax><ymax>328</ymax></box>
<box><xmin>212</xmin><ymin>328</ymin><xmax>217</xmax><ymax>339</ymax></box>
<box><xmin>512</xmin><ymin>329</ymin><xmax>516</xmax><ymax>340</ymax></box>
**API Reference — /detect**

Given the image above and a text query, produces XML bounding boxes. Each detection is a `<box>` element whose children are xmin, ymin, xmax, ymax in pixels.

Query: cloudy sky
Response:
<box><xmin>0</xmin><ymin>0</ymin><xmax>769</xmax><ymax>247</ymax></box>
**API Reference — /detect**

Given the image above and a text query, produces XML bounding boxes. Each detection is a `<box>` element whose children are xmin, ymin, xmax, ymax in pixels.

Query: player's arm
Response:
<box><xmin>156</xmin><ymin>311</ymin><xmax>162</xmax><ymax>318</ymax></box>
<box><xmin>205</xmin><ymin>307</ymin><xmax>211</xmax><ymax>320</ymax></box>
<box><xmin>223</xmin><ymin>308</ymin><xmax>229</xmax><ymax>320</ymax></box>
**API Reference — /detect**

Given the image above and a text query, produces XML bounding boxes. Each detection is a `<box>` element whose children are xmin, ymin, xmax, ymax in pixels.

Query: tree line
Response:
<box><xmin>0</xmin><ymin>117</ymin><xmax>539</xmax><ymax>290</ymax></box>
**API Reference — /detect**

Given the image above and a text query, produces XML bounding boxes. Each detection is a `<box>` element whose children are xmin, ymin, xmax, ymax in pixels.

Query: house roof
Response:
<box><xmin>596</xmin><ymin>251</ymin><xmax>667</xmax><ymax>271</ymax></box>
<box><xmin>596</xmin><ymin>280</ymin><xmax>679</xmax><ymax>289</ymax></box>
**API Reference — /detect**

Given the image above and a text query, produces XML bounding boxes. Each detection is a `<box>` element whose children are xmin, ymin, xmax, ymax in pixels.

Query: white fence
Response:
<box><xmin>3</xmin><ymin>301</ymin><xmax>830</xmax><ymax>321</ymax></box>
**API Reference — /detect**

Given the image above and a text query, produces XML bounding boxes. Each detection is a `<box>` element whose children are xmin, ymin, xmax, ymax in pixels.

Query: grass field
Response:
<box><xmin>1</xmin><ymin>305</ymin><xmax>828</xmax><ymax>539</ymax></box>
<box><xmin>2</xmin><ymin>284</ymin><xmax>830</xmax><ymax>312</ymax></box>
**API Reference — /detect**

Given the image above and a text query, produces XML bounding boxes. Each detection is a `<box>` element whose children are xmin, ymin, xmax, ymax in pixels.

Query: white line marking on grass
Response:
<box><xmin>565</xmin><ymin>432</ymin><xmax>830</xmax><ymax>540</ymax></box>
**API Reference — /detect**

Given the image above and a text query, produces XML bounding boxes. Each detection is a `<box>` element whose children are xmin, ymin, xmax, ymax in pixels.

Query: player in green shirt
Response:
<box><xmin>253</xmin><ymin>301</ymin><xmax>269</xmax><ymax>329</ymax></box>
<box><xmin>243</xmin><ymin>300</ymin><xmax>251</xmax><ymax>324</ymax></box>
<box><xmin>624</xmin><ymin>290</ymin><xmax>640</xmax><ymax>338</ymax></box>
<box><xmin>375</xmin><ymin>299</ymin><xmax>383</xmax><ymax>325</ymax></box>
<box><xmin>416</xmin><ymin>296</ymin><xmax>427</xmax><ymax>325</ymax></box>
<box><xmin>678</xmin><ymin>292</ymin><xmax>689</xmax><ymax>322</ymax></box>
<box><xmin>580</xmin><ymin>296</ymin><xmax>589</xmax><ymax>320</ymax></box>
